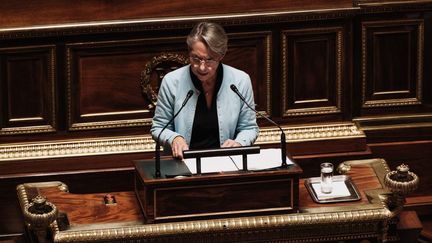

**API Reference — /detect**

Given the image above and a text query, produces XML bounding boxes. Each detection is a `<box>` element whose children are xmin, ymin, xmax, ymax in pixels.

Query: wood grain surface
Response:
<box><xmin>32</xmin><ymin>163</ymin><xmax>382</xmax><ymax>225</ymax></box>
<box><xmin>0</xmin><ymin>0</ymin><xmax>353</xmax><ymax>29</ymax></box>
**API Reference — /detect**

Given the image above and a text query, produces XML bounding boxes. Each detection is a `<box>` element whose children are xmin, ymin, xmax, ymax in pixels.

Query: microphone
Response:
<box><xmin>230</xmin><ymin>84</ymin><xmax>289</xmax><ymax>167</ymax></box>
<box><xmin>155</xmin><ymin>90</ymin><xmax>194</xmax><ymax>178</ymax></box>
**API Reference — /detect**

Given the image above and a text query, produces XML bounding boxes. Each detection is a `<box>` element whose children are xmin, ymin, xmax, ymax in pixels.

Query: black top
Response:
<box><xmin>189</xmin><ymin>65</ymin><xmax>223</xmax><ymax>149</ymax></box>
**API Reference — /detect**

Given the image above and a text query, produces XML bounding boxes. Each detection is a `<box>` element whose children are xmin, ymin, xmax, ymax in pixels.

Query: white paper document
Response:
<box><xmin>183</xmin><ymin>148</ymin><xmax>294</xmax><ymax>174</ymax></box>
<box><xmin>311</xmin><ymin>181</ymin><xmax>351</xmax><ymax>200</ymax></box>
<box><xmin>183</xmin><ymin>156</ymin><xmax>239</xmax><ymax>174</ymax></box>
<box><xmin>232</xmin><ymin>148</ymin><xmax>294</xmax><ymax>171</ymax></box>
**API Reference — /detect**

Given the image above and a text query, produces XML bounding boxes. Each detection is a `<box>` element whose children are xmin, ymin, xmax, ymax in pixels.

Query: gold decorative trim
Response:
<box><xmin>362</xmin><ymin>21</ymin><xmax>367</xmax><ymax>107</ymax></box>
<box><xmin>265</xmin><ymin>32</ymin><xmax>272</xmax><ymax>115</ymax></box>
<box><xmin>65</xmin><ymin>32</ymin><xmax>271</xmax><ymax>131</ymax></box>
<box><xmin>285</xmin><ymin>106</ymin><xmax>341</xmax><ymax>116</ymax></box>
<box><xmin>0</xmin><ymin>136</ymin><xmax>155</xmax><ymax>162</ymax></box>
<box><xmin>69</xmin><ymin>118</ymin><xmax>153</xmax><ymax>131</ymax></box>
<box><xmin>418</xmin><ymin>21</ymin><xmax>424</xmax><ymax>102</ymax></box>
<box><xmin>337</xmin><ymin>158</ymin><xmax>390</xmax><ymax>187</ymax></box>
<box><xmin>0</xmin><ymin>123</ymin><xmax>363</xmax><ymax>161</ymax></box>
<box><xmin>0</xmin><ymin>125</ymin><xmax>56</xmax><ymax>136</ymax></box>
<box><xmin>23</xmin><ymin>195</ymin><xmax>58</xmax><ymax>232</ymax></box>
<box><xmin>383</xmin><ymin>164</ymin><xmax>419</xmax><ymax>218</ymax></box>
<box><xmin>49</xmin><ymin>209</ymin><xmax>389</xmax><ymax>242</ymax></box>
<box><xmin>65</xmin><ymin>38</ymin><xmax>177</xmax><ymax>131</ymax></box>
<box><xmin>256</xmin><ymin>123</ymin><xmax>364</xmax><ymax>144</ymax></box>
<box><xmin>363</xmin><ymin>98</ymin><xmax>422</xmax><ymax>107</ymax></box>
<box><xmin>361</xmin><ymin>19</ymin><xmax>424</xmax><ymax>108</ymax></box>
<box><xmin>336</xmin><ymin>28</ymin><xmax>343</xmax><ymax>112</ymax></box>
<box><xmin>281</xmin><ymin>27</ymin><xmax>343</xmax><ymax>117</ymax></box>
<box><xmin>384</xmin><ymin>164</ymin><xmax>419</xmax><ymax>195</ymax></box>
<box><xmin>230</xmin><ymin>31</ymin><xmax>273</xmax><ymax>116</ymax></box>
<box><xmin>16</xmin><ymin>159</ymin><xmax>405</xmax><ymax>242</ymax></box>
<box><xmin>17</xmin><ymin>181</ymin><xmax>68</xmax><ymax>209</ymax></box>
<box><xmin>140</xmin><ymin>53</ymin><xmax>189</xmax><ymax>110</ymax></box>
<box><xmin>354</xmin><ymin>113</ymin><xmax>432</xmax><ymax>131</ymax></box>
<box><xmin>66</xmin><ymin>46</ymin><xmax>73</xmax><ymax>132</ymax></box>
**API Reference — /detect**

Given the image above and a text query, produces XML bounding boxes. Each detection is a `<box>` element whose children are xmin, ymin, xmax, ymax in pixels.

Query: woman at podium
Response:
<box><xmin>151</xmin><ymin>22</ymin><xmax>259</xmax><ymax>159</ymax></box>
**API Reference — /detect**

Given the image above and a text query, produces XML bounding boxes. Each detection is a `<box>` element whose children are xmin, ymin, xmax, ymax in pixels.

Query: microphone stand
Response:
<box><xmin>281</xmin><ymin>132</ymin><xmax>287</xmax><ymax>167</ymax></box>
<box><xmin>155</xmin><ymin>136</ymin><xmax>162</xmax><ymax>178</ymax></box>
<box><xmin>230</xmin><ymin>84</ymin><xmax>288</xmax><ymax>167</ymax></box>
<box><xmin>155</xmin><ymin>90</ymin><xmax>194</xmax><ymax>178</ymax></box>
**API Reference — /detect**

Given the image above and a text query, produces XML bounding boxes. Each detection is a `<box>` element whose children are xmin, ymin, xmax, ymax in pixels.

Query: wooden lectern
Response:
<box><xmin>16</xmin><ymin>158</ymin><xmax>421</xmax><ymax>242</ymax></box>
<box><xmin>134</xmin><ymin>157</ymin><xmax>302</xmax><ymax>223</ymax></box>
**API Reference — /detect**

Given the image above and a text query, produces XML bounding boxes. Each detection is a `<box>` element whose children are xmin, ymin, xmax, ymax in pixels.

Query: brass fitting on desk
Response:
<box><xmin>337</xmin><ymin>162</ymin><xmax>351</xmax><ymax>174</ymax></box>
<box><xmin>23</xmin><ymin>195</ymin><xmax>58</xmax><ymax>243</ymax></box>
<box><xmin>384</xmin><ymin>164</ymin><xmax>419</xmax><ymax>214</ymax></box>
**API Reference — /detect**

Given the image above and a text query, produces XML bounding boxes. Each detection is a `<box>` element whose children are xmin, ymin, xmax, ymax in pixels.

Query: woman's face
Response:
<box><xmin>189</xmin><ymin>41</ymin><xmax>222</xmax><ymax>84</ymax></box>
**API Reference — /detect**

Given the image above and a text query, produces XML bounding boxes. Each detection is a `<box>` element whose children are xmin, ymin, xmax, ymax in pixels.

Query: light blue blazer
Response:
<box><xmin>150</xmin><ymin>64</ymin><xmax>259</xmax><ymax>151</ymax></box>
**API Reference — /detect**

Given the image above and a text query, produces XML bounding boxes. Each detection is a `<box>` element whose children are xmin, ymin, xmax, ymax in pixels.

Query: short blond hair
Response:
<box><xmin>186</xmin><ymin>22</ymin><xmax>228</xmax><ymax>57</ymax></box>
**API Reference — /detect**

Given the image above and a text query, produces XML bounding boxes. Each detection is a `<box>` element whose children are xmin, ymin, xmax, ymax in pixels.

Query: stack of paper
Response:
<box><xmin>183</xmin><ymin>148</ymin><xmax>294</xmax><ymax>174</ymax></box>
<box><xmin>311</xmin><ymin>181</ymin><xmax>351</xmax><ymax>200</ymax></box>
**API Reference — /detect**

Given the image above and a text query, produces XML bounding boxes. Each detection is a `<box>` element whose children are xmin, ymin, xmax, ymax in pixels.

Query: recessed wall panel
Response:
<box><xmin>67</xmin><ymin>32</ymin><xmax>272</xmax><ymax>131</ymax></box>
<box><xmin>78</xmin><ymin>53</ymin><xmax>148</xmax><ymax>115</ymax></box>
<box><xmin>225</xmin><ymin>32</ymin><xmax>272</xmax><ymax>116</ymax></box>
<box><xmin>67</xmin><ymin>38</ymin><xmax>188</xmax><ymax>131</ymax></box>
<box><xmin>361</xmin><ymin>19</ymin><xmax>423</xmax><ymax>108</ymax></box>
<box><xmin>282</xmin><ymin>27</ymin><xmax>344</xmax><ymax>117</ymax></box>
<box><xmin>0</xmin><ymin>46</ymin><xmax>56</xmax><ymax>135</ymax></box>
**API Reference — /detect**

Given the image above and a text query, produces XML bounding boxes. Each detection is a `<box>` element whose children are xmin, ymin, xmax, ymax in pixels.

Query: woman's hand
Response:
<box><xmin>172</xmin><ymin>136</ymin><xmax>189</xmax><ymax>159</ymax></box>
<box><xmin>221</xmin><ymin>139</ymin><xmax>241</xmax><ymax>147</ymax></box>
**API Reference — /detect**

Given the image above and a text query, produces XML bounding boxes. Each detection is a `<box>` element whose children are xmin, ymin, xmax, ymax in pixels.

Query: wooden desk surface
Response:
<box><xmin>17</xmin><ymin>158</ymin><xmax>398</xmax><ymax>243</ymax></box>
<box><xmin>22</xmin><ymin>162</ymin><xmax>383</xmax><ymax>226</ymax></box>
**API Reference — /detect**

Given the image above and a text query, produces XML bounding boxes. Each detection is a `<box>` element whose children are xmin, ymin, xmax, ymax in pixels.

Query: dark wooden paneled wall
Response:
<box><xmin>2</xmin><ymin>11</ymin><xmax>431</xmax><ymax>141</ymax></box>
<box><xmin>1</xmin><ymin>0</ymin><xmax>432</xmax><ymax>242</ymax></box>
<box><xmin>0</xmin><ymin>0</ymin><xmax>353</xmax><ymax>28</ymax></box>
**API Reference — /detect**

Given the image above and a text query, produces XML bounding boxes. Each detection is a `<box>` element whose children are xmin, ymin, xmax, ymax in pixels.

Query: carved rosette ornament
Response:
<box><xmin>140</xmin><ymin>53</ymin><xmax>189</xmax><ymax>109</ymax></box>
<box><xmin>23</xmin><ymin>195</ymin><xmax>58</xmax><ymax>243</ymax></box>
<box><xmin>384</xmin><ymin>164</ymin><xmax>419</xmax><ymax>214</ymax></box>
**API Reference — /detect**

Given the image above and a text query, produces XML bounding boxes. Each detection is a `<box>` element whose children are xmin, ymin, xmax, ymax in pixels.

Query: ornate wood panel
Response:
<box><xmin>225</xmin><ymin>31</ymin><xmax>272</xmax><ymax>117</ymax></box>
<box><xmin>66</xmin><ymin>37</ymin><xmax>187</xmax><ymax>131</ymax></box>
<box><xmin>360</xmin><ymin>19</ymin><xmax>424</xmax><ymax>111</ymax></box>
<box><xmin>281</xmin><ymin>26</ymin><xmax>345</xmax><ymax>117</ymax></box>
<box><xmin>0</xmin><ymin>45</ymin><xmax>56</xmax><ymax>135</ymax></box>
<box><xmin>66</xmin><ymin>32</ymin><xmax>272</xmax><ymax>131</ymax></box>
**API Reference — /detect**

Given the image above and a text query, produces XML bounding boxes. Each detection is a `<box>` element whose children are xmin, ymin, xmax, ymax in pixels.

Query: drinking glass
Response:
<box><xmin>320</xmin><ymin>162</ymin><xmax>334</xmax><ymax>194</ymax></box>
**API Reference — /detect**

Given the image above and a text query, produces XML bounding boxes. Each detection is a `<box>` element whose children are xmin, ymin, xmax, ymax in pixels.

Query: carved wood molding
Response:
<box><xmin>0</xmin><ymin>125</ymin><xmax>56</xmax><ymax>136</ymax></box>
<box><xmin>140</xmin><ymin>53</ymin><xmax>189</xmax><ymax>110</ymax></box>
<box><xmin>229</xmin><ymin>31</ymin><xmax>273</xmax><ymax>117</ymax></box>
<box><xmin>0</xmin><ymin>45</ymin><xmax>57</xmax><ymax>135</ymax></box>
<box><xmin>16</xmin><ymin>159</ymin><xmax>395</xmax><ymax>243</ymax></box>
<box><xmin>0</xmin><ymin>136</ymin><xmax>156</xmax><ymax>162</ymax></box>
<box><xmin>51</xmin><ymin>213</ymin><xmax>387</xmax><ymax>242</ymax></box>
<box><xmin>63</xmin><ymin>35</ymin><xmax>271</xmax><ymax>131</ymax></box>
<box><xmin>65</xmin><ymin>39</ymin><xmax>180</xmax><ymax>131</ymax></box>
<box><xmin>354</xmin><ymin>113</ymin><xmax>432</xmax><ymax>131</ymax></box>
<box><xmin>355</xmin><ymin>0</ymin><xmax>432</xmax><ymax>7</ymax></box>
<box><xmin>0</xmin><ymin>123</ymin><xmax>364</xmax><ymax>161</ymax></box>
<box><xmin>0</xmin><ymin>9</ymin><xmax>358</xmax><ymax>40</ymax></box>
<box><xmin>3</xmin><ymin>2</ymin><xmax>431</xmax><ymax>40</ymax></box>
<box><xmin>281</xmin><ymin>27</ymin><xmax>344</xmax><ymax>117</ymax></box>
<box><xmin>361</xmin><ymin>19</ymin><xmax>424</xmax><ymax>108</ymax></box>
